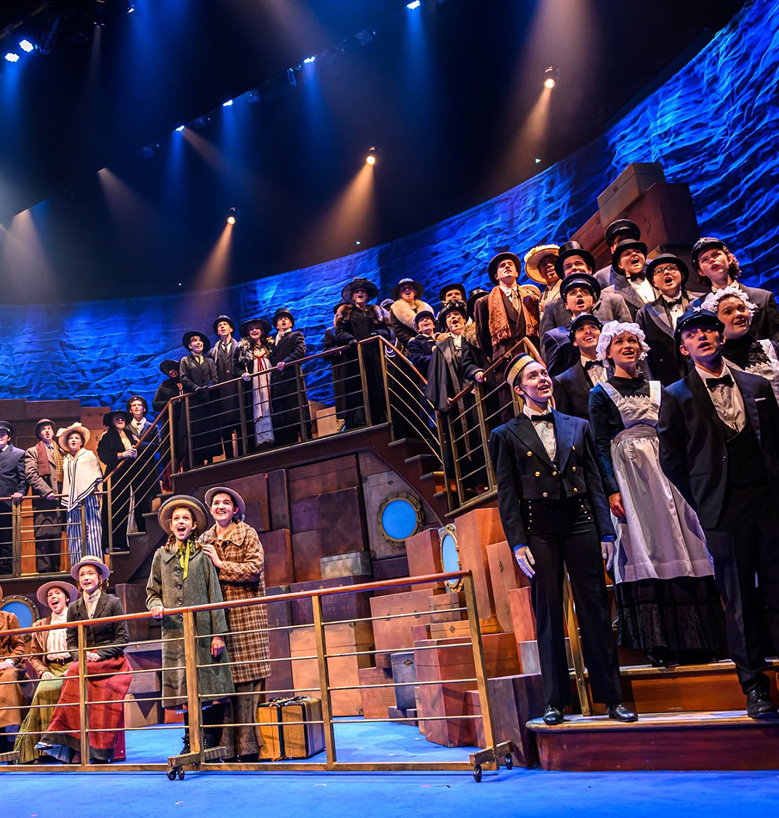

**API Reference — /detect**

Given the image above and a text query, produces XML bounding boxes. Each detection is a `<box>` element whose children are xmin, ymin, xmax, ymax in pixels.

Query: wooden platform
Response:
<box><xmin>529</xmin><ymin>710</ymin><xmax>779</xmax><ymax>771</ymax></box>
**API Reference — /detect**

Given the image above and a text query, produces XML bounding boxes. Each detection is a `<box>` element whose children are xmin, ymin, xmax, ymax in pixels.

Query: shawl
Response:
<box><xmin>63</xmin><ymin>449</ymin><xmax>103</xmax><ymax>512</ymax></box>
<box><xmin>487</xmin><ymin>285</ymin><xmax>539</xmax><ymax>348</ymax></box>
<box><xmin>391</xmin><ymin>298</ymin><xmax>435</xmax><ymax>330</ymax></box>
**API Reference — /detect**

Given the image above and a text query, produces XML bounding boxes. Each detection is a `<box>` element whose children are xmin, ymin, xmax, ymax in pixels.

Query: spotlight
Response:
<box><xmin>226</xmin><ymin>207</ymin><xmax>239</xmax><ymax>225</ymax></box>
<box><xmin>543</xmin><ymin>67</ymin><xmax>559</xmax><ymax>89</ymax></box>
<box><xmin>222</xmin><ymin>99</ymin><xmax>233</xmax><ymax>107</ymax></box>
<box><xmin>303</xmin><ymin>56</ymin><xmax>316</xmax><ymax>64</ymax></box>
<box><xmin>365</xmin><ymin>146</ymin><xmax>380</xmax><ymax>166</ymax></box>
<box><xmin>256</xmin><ymin>69</ymin><xmax>297</xmax><ymax>101</ymax></box>
<box><xmin>4</xmin><ymin>53</ymin><xmax>20</xmax><ymax>63</ymax></box>
<box><xmin>19</xmin><ymin>40</ymin><xmax>35</xmax><ymax>53</ymax></box>
<box><xmin>126</xmin><ymin>1</ymin><xmax>135</xmax><ymax>12</ymax></box>
<box><xmin>406</xmin><ymin>1</ymin><xmax>421</xmax><ymax>8</ymax></box>
<box><xmin>175</xmin><ymin>125</ymin><xmax>185</xmax><ymax>132</ymax></box>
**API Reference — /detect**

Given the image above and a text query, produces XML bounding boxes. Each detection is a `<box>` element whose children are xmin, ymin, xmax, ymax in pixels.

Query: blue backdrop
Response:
<box><xmin>1</xmin><ymin>0</ymin><xmax>776</xmax><ymax>410</ymax></box>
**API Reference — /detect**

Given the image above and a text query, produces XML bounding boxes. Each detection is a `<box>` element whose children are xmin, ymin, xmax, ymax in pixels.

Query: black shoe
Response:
<box><xmin>606</xmin><ymin>703</ymin><xmax>638</xmax><ymax>722</ymax></box>
<box><xmin>746</xmin><ymin>688</ymin><xmax>778</xmax><ymax>720</ymax></box>
<box><xmin>542</xmin><ymin>705</ymin><xmax>564</xmax><ymax>725</ymax></box>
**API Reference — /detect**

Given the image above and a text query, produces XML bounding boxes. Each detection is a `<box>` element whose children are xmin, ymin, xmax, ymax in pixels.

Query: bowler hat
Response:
<box><xmin>646</xmin><ymin>253</ymin><xmax>689</xmax><ymax>285</ymax></box>
<box><xmin>554</xmin><ymin>241</ymin><xmax>597</xmax><ymax>278</ymax></box>
<box><xmin>604</xmin><ymin>219</ymin><xmax>640</xmax><ymax>247</ymax></box>
<box><xmin>34</xmin><ymin>418</ymin><xmax>56</xmax><ymax>439</ymax></box>
<box><xmin>126</xmin><ymin>395</ymin><xmax>149</xmax><ymax>414</ymax></box>
<box><xmin>182</xmin><ymin>331</ymin><xmax>212</xmax><ymax>352</ymax></box>
<box><xmin>488</xmin><ymin>252</ymin><xmax>522</xmax><ymax>284</ymax></box>
<box><xmin>611</xmin><ymin>239</ymin><xmax>648</xmax><ymax>270</ymax></box>
<box><xmin>212</xmin><ymin>315</ymin><xmax>236</xmax><ymax>335</ymax></box>
<box><xmin>466</xmin><ymin>288</ymin><xmax>488</xmax><ymax>319</ymax></box>
<box><xmin>691</xmin><ymin>237</ymin><xmax>727</xmax><ymax>270</ymax></box>
<box><xmin>391</xmin><ymin>278</ymin><xmax>425</xmax><ymax>301</ymax></box>
<box><xmin>341</xmin><ymin>277</ymin><xmax>379</xmax><ymax>303</ymax></box>
<box><xmin>438</xmin><ymin>283</ymin><xmax>467</xmax><ymax>304</ymax></box>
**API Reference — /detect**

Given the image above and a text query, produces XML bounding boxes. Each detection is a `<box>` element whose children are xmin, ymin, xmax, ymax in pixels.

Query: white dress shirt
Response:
<box><xmin>523</xmin><ymin>405</ymin><xmax>557</xmax><ymax>463</ymax></box>
<box><xmin>695</xmin><ymin>362</ymin><xmax>746</xmax><ymax>432</ymax></box>
<box><xmin>581</xmin><ymin>356</ymin><xmax>607</xmax><ymax>385</ymax></box>
<box><xmin>661</xmin><ymin>294</ymin><xmax>686</xmax><ymax>329</ymax></box>
<box><xmin>630</xmin><ymin>276</ymin><xmax>657</xmax><ymax>305</ymax></box>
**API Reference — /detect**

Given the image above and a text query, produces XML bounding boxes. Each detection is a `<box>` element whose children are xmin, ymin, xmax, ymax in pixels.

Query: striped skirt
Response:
<box><xmin>67</xmin><ymin>494</ymin><xmax>102</xmax><ymax>563</ymax></box>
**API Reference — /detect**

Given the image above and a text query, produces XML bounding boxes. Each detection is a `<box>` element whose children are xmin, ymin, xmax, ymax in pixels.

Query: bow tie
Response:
<box><xmin>628</xmin><ymin>273</ymin><xmax>646</xmax><ymax>283</ymax></box>
<box><xmin>529</xmin><ymin>413</ymin><xmax>553</xmax><ymax>423</ymax></box>
<box><xmin>583</xmin><ymin>360</ymin><xmax>602</xmax><ymax>370</ymax></box>
<box><xmin>663</xmin><ymin>297</ymin><xmax>684</xmax><ymax>307</ymax></box>
<box><xmin>706</xmin><ymin>375</ymin><xmax>733</xmax><ymax>389</ymax></box>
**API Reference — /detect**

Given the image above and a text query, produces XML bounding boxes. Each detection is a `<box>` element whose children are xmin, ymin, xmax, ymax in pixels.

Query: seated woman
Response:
<box><xmin>58</xmin><ymin>424</ymin><xmax>103</xmax><ymax>564</ymax></box>
<box><xmin>146</xmin><ymin>495</ymin><xmax>235</xmax><ymax>755</ymax></box>
<box><xmin>0</xmin><ymin>585</ymin><xmax>26</xmax><ymax>754</ymax></box>
<box><xmin>15</xmin><ymin>579</ymin><xmax>78</xmax><ymax>763</ymax></box>
<box><xmin>36</xmin><ymin>556</ymin><xmax>132</xmax><ymax>763</ymax></box>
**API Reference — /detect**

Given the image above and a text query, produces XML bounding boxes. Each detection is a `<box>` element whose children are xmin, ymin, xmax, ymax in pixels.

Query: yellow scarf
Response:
<box><xmin>167</xmin><ymin>535</ymin><xmax>197</xmax><ymax>579</ymax></box>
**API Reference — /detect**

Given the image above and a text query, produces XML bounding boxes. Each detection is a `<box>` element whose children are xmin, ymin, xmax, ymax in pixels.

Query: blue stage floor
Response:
<box><xmin>3</xmin><ymin>720</ymin><xmax>778</xmax><ymax>818</ymax></box>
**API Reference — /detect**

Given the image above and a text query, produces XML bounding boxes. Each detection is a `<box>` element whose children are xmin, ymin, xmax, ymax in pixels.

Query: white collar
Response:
<box><xmin>695</xmin><ymin>360</ymin><xmax>731</xmax><ymax>381</ymax></box>
<box><xmin>523</xmin><ymin>404</ymin><xmax>551</xmax><ymax>420</ymax></box>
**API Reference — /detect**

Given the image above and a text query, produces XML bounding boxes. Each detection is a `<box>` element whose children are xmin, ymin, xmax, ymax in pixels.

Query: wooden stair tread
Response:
<box><xmin>529</xmin><ymin>709</ymin><xmax>779</xmax><ymax>733</ymax></box>
<box><xmin>573</xmin><ymin>659</ymin><xmax>779</xmax><ymax>679</ymax></box>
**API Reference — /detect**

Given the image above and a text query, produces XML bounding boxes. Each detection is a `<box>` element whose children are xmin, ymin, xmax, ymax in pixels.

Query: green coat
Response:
<box><xmin>146</xmin><ymin>545</ymin><xmax>235</xmax><ymax>708</ymax></box>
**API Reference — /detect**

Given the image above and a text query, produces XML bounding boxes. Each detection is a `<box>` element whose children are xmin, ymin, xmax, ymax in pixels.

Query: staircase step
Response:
<box><xmin>404</xmin><ymin>453</ymin><xmax>438</xmax><ymax>467</ymax></box>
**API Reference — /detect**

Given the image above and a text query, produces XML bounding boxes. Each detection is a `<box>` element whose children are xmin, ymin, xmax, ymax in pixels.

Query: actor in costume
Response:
<box><xmin>36</xmin><ymin>556</ymin><xmax>132</xmax><ymax>762</ymax></box>
<box><xmin>594</xmin><ymin>219</ymin><xmax>642</xmax><ymax>286</ymax></box>
<box><xmin>147</xmin><ymin>495</ymin><xmax>234</xmax><ymax>754</ymax></box>
<box><xmin>488</xmin><ymin>354</ymin><xmax>635</xmax><ymax>725</ymax></box>
<box><xmin>588</xmin><ymin>322</ymin><xmax>724</xmax><ymax>667</ymax></box>
<box><xmin>0</xmin><ymin>422</ymin><xmax>26</xmax><ymax>576</ymax></box>
<box><xmin>24</xmin><ymin>419</ymin><xmax>65</xmax><ymax>573</ymax></box>
<box><xmin>438</xmin><ymin>283</ymin><xmax>467</xmax><ymax>307</ymax></box>
<box><xmin>126</xmin><ymin>395</ymin><xmax>159</xmax><ymax>532</ymax></box>
<box><xmin>15</xmin><ymin>579</ymin><xmax>77</xmax><ymax>763</ymax></box>
<box><xmin>208</xmin><ymin>315</ymin><xmax>242</xmax><ymax>459</ymax></box>
<box><xmin>323</xmin><ymin>303</ymin><xmax>350</xmax><ymax>430</ymax></box>
<box><xmin>524</xmin><ymin>244</ymin><xmax>560</xmax><ymax>315</ymax></box>
<box><xmin>59</xmin><ymin>424</ymin><xmax>102</xmax><ymax>563</ymax></box>
<box><xmin>389</xmin><ymin>278</ymin><xmax>434</xmax><ymax>352</ymax></box>
<box><xmin>97</xmin><ymin>409</ymin><xmax>137</xmax><ymax>553</ymax></box>
<box><xmin>407</xmin><ymin>310</ymin><xmax>437</xmax><ymax>378</ymax></box>
<box><xmin>235</xmin><ymin>318</ymin><xmax>275</xmax><ymax>450</ymax></box>
<box><xmin>269</xmin><ymin>308</ymin><xmax>310</xmax><ymax>446</ymax></box>
<box><xmin>179</xmin><ymin>330</ymin><xmax>220</xmax><ymax>466</ymax></box>
<box><xmin>152</xmin><ymin>359</ymin><xmax>186</xmax><ymax>480</ymax></box>
<box><xmin>551</xmin><ymin>314</ymin><xmax>606</xmax><ymax>420</ymax></box>
<box><xmin>691</xmin><ymin>236</ymin><xmax>779</xmax><ymax>342</ymax></box>
<box><xmin>200</xmin><ymin>487</ymin><xmax>271</xmax><ymax>761</ymax></box>
<box><xmin>602</xmin><ymin>239</ymin><xmax>657</xmax><ymax>320</ymax></box>
<box><xmin>0</xmin><ymin>583</ymin><xmax>26</xmax><ymax>752</ymax></box>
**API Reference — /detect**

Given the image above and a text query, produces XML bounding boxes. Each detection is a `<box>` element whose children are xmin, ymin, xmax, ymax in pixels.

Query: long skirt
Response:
<box><xmin>40</xmin><ymin>655</ymin><xmax>132</xmax><ymax>762</ymax></box>
<box><xmin>67</xmin><ymin>494</ymin><xmax>102</xmax><ymax>564</ymax></box>
<box><xmin>14</xmin><ymin>662</ymin><xmax>69</xmax><ymax>763</ymax></box>
<box><xmin>0</xmin><ymin>665</ymin><xmax>25</xmax><ymax>729</ymax></box>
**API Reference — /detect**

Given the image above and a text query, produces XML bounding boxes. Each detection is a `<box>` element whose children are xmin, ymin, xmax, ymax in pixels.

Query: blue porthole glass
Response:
<box><xmin>1</xmin><ymin>598</ymin><xmax>36</xmax><ymax>629</ymax></box>
<box><xmin>378</xmin><ymin>493</ymin><xmax>422</xmax><ymax>543</ymax></box>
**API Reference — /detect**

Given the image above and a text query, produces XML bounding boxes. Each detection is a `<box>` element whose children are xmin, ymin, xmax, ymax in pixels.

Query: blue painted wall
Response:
<box><xmin>1</xmin><ymin>0</ymin><xmax>777</xmax><ymax>410</ymax></box>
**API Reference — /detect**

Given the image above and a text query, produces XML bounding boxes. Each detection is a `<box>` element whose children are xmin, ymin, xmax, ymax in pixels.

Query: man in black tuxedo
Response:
<box><xmin>269</xmin><ymin>308</ymin><xmax>309</xmax><ymax>445</ymax></box>
<box><xmin>658</xmin><ymin>307</ymin><xmax>779</xmax><ymax>719</ymax></box>
<box><xmin>0</xmin><ymin>422</ymin><xmax>27</xmax><ymax>576</ymax></box>
<box><xmin>552</xmin><ymin>314</ymin><xmax>606</xmax><ymax>420</ymax></box>
<box><xmin>488</xmin><ymin>354</ymin><xmax>635</xmax><ymax>725</ymax></box>
<box><xmin>602</xmin><ymin>239</ymin><xmax>657</xmax><ymax>320</ymax></box>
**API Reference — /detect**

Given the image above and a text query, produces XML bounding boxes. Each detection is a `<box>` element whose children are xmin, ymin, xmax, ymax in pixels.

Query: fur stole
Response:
<box><xmin>390</xmin><ymin>298</ymin><xmax>435</xmax><ymax>330</ymax></box>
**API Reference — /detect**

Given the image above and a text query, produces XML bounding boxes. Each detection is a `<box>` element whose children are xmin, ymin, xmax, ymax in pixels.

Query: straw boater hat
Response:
<box><xmin>158</xmin><ymin>494</ymin><xmax>209</xmax><ymax>535</ymax></box>
<box><xmin>524</xmin><ymin>244</ymin><xmax>560</xmax><ymax>285</ymax></box>
<box><xmin>57</xmin><ymin>423</ymin><xmax>90</xmax><ymax>450</ymax></box>
<box><xmin>36</xmin><ymin>580</ymin><xmax>78</xmax><ymax>608</ymax></box>
<box><xmin>204</xmin><ymin>486</ymin><xmax>246</xmax><ymax>518</ymax></box>
<box><xmin>70</xmin><ymin>554</ymin><xmax>111</xmax><ymax>582</ymax></box>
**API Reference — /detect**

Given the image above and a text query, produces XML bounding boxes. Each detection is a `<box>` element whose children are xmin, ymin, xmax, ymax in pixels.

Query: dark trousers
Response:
<box><xmin>526</xmin><ymin>497</ymin><xmax>623</xmax><ymax>708</ymax></box>
<box><xmin>232</xmin><ymin>678</ymin><xmax>266</xmax><ymax>756</ymax></box>
<box><xmin>0</xmin><ymin>501</ymin><xmax>14</xmax><ymax>575</ymax></box>
<box><xmin>703</xmin><ymin>483</ymin><xmax>779</xmax><ymax>693</ymax></box>
<box><xmin>32</xmin><ymin>497</ymin><xmax>64</xmax><ymax>573</ymax></box>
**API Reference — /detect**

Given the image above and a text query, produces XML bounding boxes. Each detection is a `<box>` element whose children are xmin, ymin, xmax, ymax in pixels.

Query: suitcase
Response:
<box><xmin>257</xmin><ymin>696</ymin><xmax>326</xmax><ymax>760</ymax></box>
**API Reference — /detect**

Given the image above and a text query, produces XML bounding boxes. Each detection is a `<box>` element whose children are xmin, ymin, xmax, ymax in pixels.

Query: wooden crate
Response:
<box><xmin>124</xmin><ymin>693</ymin><xmax>162</xmax><ymax>729</ymax></box>
<box><xmin>507</xmin><ymin>587</ymin><xmax>537</xmax><ymax>643</ymax></box>
<box><xmin>291</xmin><ymin>530</ymin><xmax>324</xmax><ymax>582</ymax></box>
<box><xmin>320</xmin><ymin>551</ymin><xmax>373</xmax><ymax>579</ymax></box>
<box><xmin>319</xmin><ymin>487</ymin><xmax>369</xmax><ymax>557</ymax></box>
<box><xmin>370</xmin><ymin>589</ymin><xmax>444</xmax><ymax>657</ymax></box>
<box><xmin>262</xmin><ymin>529</ymin><xmax>295</xmax><ymax>587</ymax></box>
<box><xmin>288</xmin><ymin>455</ymin><xmax>359</xmax><ymax>501</ymax></box>
<box><xmin>404</xmin><ymin>528</ymin><xmax>442</xmax><ymax>591</ymax></box>
<box><xmin>596</xmin><ymin>162</ymin><xmax>666</xmax><ymax>225</ymax></box>
<box><xmin>289</xmin><ymin>576</ymin><xmax>372</xmax><ymax>625</ymax></box>
<box><xmin>390</xmin><ymin>651</ymin><xmax>417</xmax><ymax>712</ymax></box>
<box><xmin>358</xmin><ymin>666</ymin><xmax>397</xmax><ymax>720</ymax></box>
<box><xmin>370</xmin><ymin>554</ymin><xmax>411</xmax><ymax>596</ymax></box>
<box><xmin>486</xmin><ymin>541</ymin><xmax>525</xmax><ymax>633</ymax></box>
<box><xmin>268</xmin><ymin>469</ymin><xmax>290</xmax><ymax>530</ymax></box>
<box><xmin>291</xmin><ymin>495</ymin><xmax>320</xmax><ymax>532</ymax></box>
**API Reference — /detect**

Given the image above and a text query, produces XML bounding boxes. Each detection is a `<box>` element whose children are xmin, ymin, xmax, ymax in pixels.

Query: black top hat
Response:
<box><xmin>674</xmin><ymin>306</ymin><xmax>724</xmax><ymax>345</ymax></box>
<box><xmin>413</xmin><ymin>309</ymin><xmax>436</xmax><ymax>328</ymax></box>
<box><xmin>239</xmin><ymin>317</ymin><xmax>273</xmax><ymax>339</ymax></box>
<box><xmin>341</xmin><ymin>277</ymin><xmax>379</xmax><ymax>303</ymax></box>
<box><xmin>126</xmin><ymin>395</ymin><xmax>149</xmax><ymax>413</ymax></box>
<box><xmin>466</xmin><ymin>288</ymin><xmax>489</xmax><ymax>318</ymax></box>
<box><xmin>611</xmin><ymin>239</ymin><xmax>648</xmax><ymax>270</ymax></box>
<box><xmin>438</xmin><ymin>282</ymin><xmax>467</xmax><ymax>304</ymax></box>
<box><xmin>103</xmin><ymin>409</ymin><xmax>132</xmax><ymax>427</ymax></box>
<box><xmin>560</xmin><ymin>272</ymin><xmax>601</xmax><ymax>303</ymax></box>
<box><xmin>554</xmin><ymin>241</ymin><xmax>596</xmax><ymax>278</ymax></box>
<box><xmin>488</xmin><ymin>252</ymin><xmax>522</xmax><ymax>284</ymax></box>
<box><xmin>34</xmin><ymin>418</ymin><xmax>56</xmax><ymax>439</ymax></box>
<box><xmin>212</xmin><ymin>315</ymin><xmax>236</xmax><ymax>335</ymax></box>
<box><xmin>604</xmin><ymin>219</ymin><xmax>641</xmax><ymax>247</ymax></box>
<box><xmin>0</xmin><ymin>421</ymin><xmax>14</xmax><ymax>437</ymax></box>
<box><xmin>568</xmin><ymin>313</ymin><xmax>602</xmax><ymax>341</ymax></box>
<box><xmin>691</xmin><ymin>237</ymin><xmax>727</xmax><ymax>270</ymax></box>
<box><xmin>438</xmin><ymin>299</ymin><xmax>469</xmax><ymax>330</ymax></box>
<box><xmin>159</xmin><ymin>359</ymin><xmax>180</xmax><ymax>377</ymax></box>
<box><xmin>391</xmin><ymin>278</ymin><xmax>425</xmax><ymax>301</ymax></box>
<box><xmin>272</xmin><ymin>308</ymin><xmax>295</xmax><ymax>327</ymax></box>
<box><xmin>646</xmin><ymin>253</ymin><xmax>689</xmax><ymax>286</ymax></box>
<box><xmin>182</xmin><ymin>330</ymin><xmax>212</xmax><ymax>352</ymax></box>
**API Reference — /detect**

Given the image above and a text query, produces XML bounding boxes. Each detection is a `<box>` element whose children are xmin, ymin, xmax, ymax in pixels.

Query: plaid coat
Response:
<box><xmin>199</xmin><ymin>521</ymin><xmax>271</xmax><ymax>682</ymax></box>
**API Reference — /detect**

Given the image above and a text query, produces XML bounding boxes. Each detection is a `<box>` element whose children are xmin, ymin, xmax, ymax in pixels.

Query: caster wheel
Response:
<box><xmin>505</xmin><ymin>755</ymin><xmax>513</xmax><ymax>770</ymax></box>
<box><xmin>167</xmin><ymin>769</ymin><xmax>177</xmax><ymax>781</ymax></box>
<box><xmin>177</xmin><ymin>768</ymin><xmax>185</xmax><ymax>780</ymax></box>
<box><xmin>472</xmin><ymin>765</ymin><xmax>482</xmax><ymax>783</ymax></box>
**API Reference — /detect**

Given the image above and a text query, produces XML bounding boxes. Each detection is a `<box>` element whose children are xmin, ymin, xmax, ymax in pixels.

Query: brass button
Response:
<box><xmin>527</xmin><ymin>451</ymin><xmax>532</xmax><ymax>457</ymax></box>
<box><xmin>535</xmin><ymin>471</ymin><xmax>541</xmax><ymax>477</ymax></box>
<box><xmin>543</xmin><ymin>492</ymin><xmax>548</xmax><ymax>498</ymax></box>
<box><xmin>552</xmin><ymin>470</ymin><xmax>558</xmax><ymax>476</ymax></box>
<box><xmin>573</xmin><ymin>488</ymin><xmax>578</xmax><ymax>493</ymax></box>
<box><xmin>572</xmin><ymin>445</ymin><xmax>576</xmax><ymax>451</ymax></box>
<box><xmin>572</xmin><ymin>466</ymin><xmax>577</xmax><ymax>472</ymax></box>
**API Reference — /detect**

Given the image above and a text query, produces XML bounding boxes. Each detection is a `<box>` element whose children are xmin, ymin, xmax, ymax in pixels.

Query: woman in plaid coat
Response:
<box><xmin>200</xmin><ymin>486</ymin><xmax>270</xmax><ymax>761</ymax></box>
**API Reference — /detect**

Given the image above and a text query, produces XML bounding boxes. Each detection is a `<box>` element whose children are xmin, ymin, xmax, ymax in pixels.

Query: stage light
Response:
<box><xmin>19</xmin><ymin>40</ymin><xmax>34</xmax><ymax>53</ymax></box>
<box><xmin>126</xmin><ymin>1</ymin><xmax>135</xmax><ymax>12</ymax></box>
<box><xmin>226</xmin><ymin>207</ymin><xmax>239</xmax><ymax>225</ymax></box>
<box><xmin>406</xmin><ymin>1</ymin><xmax>421</xmax><ymax>9</ymax></box>
<box><xmin>191</xmin><ymin>115</ymin><xmax>210</xmax><ymax>129</ymax></box>
<box><xmin>366</xmin><ymin>147</ymin><xmax>379</xmax><ymax>166</ymax></box>
<box><xmin>222</xmin><ymin>99</ymin><xmax>233</xmax><ymax>107</ymax></box>
<box><xmin>4</xmin><ymin>53</ymin><xmax>20</xmax><ymax>63</ymax></box>
<box><xmin>303</xmin><ymin>56</ymin><xmax>316</xmax><ymax>64</ymax></box>
<box><xmin>175</xmin><ymin>125</ymin><xmax>185</xmax><ymax>132</ymax></box>
<box><xmin>543</xmin><ymin>67</ymin><xmax>559</xmax><ymax>89</ymax></box>
<box><xmin>535</xmin><ymin>157</ymin><xmax>541</xmax><ymax>164</ymax></box>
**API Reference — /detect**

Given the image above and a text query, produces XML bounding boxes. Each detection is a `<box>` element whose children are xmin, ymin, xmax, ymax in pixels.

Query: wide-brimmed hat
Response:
<box><xmin>34</xmin><ymin>418</ymin><xmax>56</xmax><ymax>439</ymax></box>
<box><xmin>646</xmin><ymin>253</ymin><xmax>689</xmax><ymax>286</ymax></box>
<box><xmin>466</xmin><ymin>288</ymin><xmax>488</xmax><ymax>318</ymax></box>
<box><xmin>391</xmin><ymin>278</ymin><xmax>425</xmax><ymax>301</ymax></box>
<box><xmin>125</xmin><ymin>395</ymin><xmax>148</xmax><ymax>413</ymax></box>
<box><xmin>103</xmin><ymin>410</ymin><xmax>132</xmax><ymax>427</ymax></box>
<box><xmin>182</xmin><ymin>330</ymin><xmax>212</xmax><ymax>352</ymax></box>
<box><xmin>604</xmin><ymin>219</ymin><xmax>640</xmax><ymax>247</ymax></box>
<box><xmin>159</xmin><ymin>359</ymin><xmax>180</xmax><ymax>377</ymax></box>
<box><xmin>488</xmin><ymin>252</ymin><xmax>522</xmax><ymax>284</ymax></box>
<box><xmin>524</xmin><ymin>244</ymin><xmax>560</xmax><ymax>285</ymax></box>
<box><xmin>238</xmin><ymin>317</ymin><xmax>272</xmax><ymax>338</ymax></box>
<box><xmin>204</xmin><ymin>486</ymin><xmax>246</xmax><ymax>518</ymax></box>
<box><xmin>611</xmin><ymin>239</ymin><xmax>648</xmax><ymax>270</ymax></box>
<box><xmin>413</xmin><ymin>310</ymin><xmax>436</xmax><ymax>328</ymax></box>
<box><xmin>691</xmin><ymin>237</ymin><xmax>727</xmax><ymax>270</ymax></box>
<box><xmin>554</xmin><ymin>241</ymin><xmax>597</xmax><ymax>278</ymax></box>
<box><xmin>438</xmin><ymin>299</ymin><xmax>469</xmax><ymax>330</ymax></box>
<box><xmin>58</xmin><ymin>423</ymin><xmax>90</xmax><ymax>450</ymax></box>
<box><xmin>212</xmin><ymin>315</ymin><xmax>236</xmax><ymax>335</ymax></box>
<box><xmin>568</xmin><ymin>313</ymin><xmax>603</xmax><ymax>341</ymax></box>
<box><xmin>438</xmin><ymin>282</ymin><xmax>467</xmax><ymax>304</ymax></box>
<box><xmin>341</xmin><ymin>277</ymin><xmax>379</xmax><ymax>303</ymax></box>
<box><xmin>272</xmin><ymin>308</ymin><xmax>295</xmax><ymax>327</ymax></box>
<box><xmin>158</xmin><ymin>494</ymin><xmax>209</xmax><ymax>535</ymax></box>
<box><xmin>560</xmin><ymin>272</ymin><xmax>601</xmax><ymax>303</ymax></box>
<box><xmin>70</xmin><ymin>554</ymin><xmax>111</xmax><ymax>582</ymax></box>
<box><xmin>36</xmin><ymin>580</ymin><xmax>78</xmax><ymax>608</ymax></box>
<box><xmin>0</xmin><ymin>421</ymin><xmax>14</xmax><ymax>437</ymax></box>
<box><xmin>674</xmin><ymin>306</ymin><xmax>725</xmax><ymax>345</ymax></box>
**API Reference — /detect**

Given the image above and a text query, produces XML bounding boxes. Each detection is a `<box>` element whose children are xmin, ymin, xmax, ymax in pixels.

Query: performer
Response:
<box><xmin>0</xmin><ymin>422</ymin><xmax>26</xmax><ymax>576</ymax></box>
<box><xmin>594</xmin><ymin>219</ymin><xmax>642</xmax><ymax>286</ymax></box>
<box><xmin>488</xmin><ymin>354</ymin><xmax>635</xmax><ymax>725</ymax></box>
<box><xmin>97</xmin><ymin>410</ymin><xmax>136</xmax><ymax>554</ymax></box>
<box><xmin>208</xmin><ymin>315</ymin><xmax>242</xmax><ymax>459</ymax></box>
<box><xmin>389</xmin><ymin>278</ymin><xmax>434</xmax><ymax>351</ymax></box>
<box><xmin>200</xmin><ymin>487</ymin><xmax>271</xmax><ymax>762</ymax></box>
<box><xmin>551</xmin><ymin>314</ymin><xmax>606</xmax><ymax>420</ymax></box>
<box><xmin>407</xmin><ymin>310</ymin><xmax>437</xmax><ymax>378</ymax></box>
<box><xmin>702</xmin><ymin>285</ymin><xmax>779</xmax><ymax>399</ymax></box>
<box><xmin>126</xmin><ymin>395</ymin><xmax>159</xmax><ymax>531</ymax></box>
<box><xmin>323</xmin><ymin>303</ymin><xmax>350</xmax><ymax>430</ymax></box>
<box><xmin>179</xmin><ymin>331</ymin><xmax>220</xmax><ymax>466</ymax></box>
<box><xmin>24</xmin><ymin>419</ymin><xmax>65</xmax><ymax>574</ymax></box>
<box><xmin>15</xmin><ymin>579</ymin><xmax>77</xmax><ymax>763</ymax></box>
<box><xmin>0</xmin><ymin>583</ymin><xmax>26</xmax><ymax>752</ymax></box>
<box><xmin>36</xmin><ymin>556</ymin><xmax>132</xmax><ymax>763</ymax></box>
<box><xmin>637</xmin><ymin>254</ymin><xmax>701</xmax><ymax>385</ymax></box>
<box><xmin>438</xmin><ymin>283</ymin><xmax>467</xmax><ymax>307</ymax></box>
<box><xmin>602</xmin><ymin>239</ymin><xmax>657</xmax><ymax>320</ymax></box>
<box><xmin>523</xmin><ymin>244</ymin><xmax>560</xmax><ymax>315</ymax></box>
<box><xmin>658</xmin><ymin>307</ymin><xmax>779</xmax><ymax>718</ymax></box>
<box><xmin>152</xmin><ymin>360</ymin><xmax>186</xmax><ymax>485</ymax></box>
<box><xmin>153</xmin><ymin>360</ymin><xmax>184</xmax><ymax>414</ymax></box>
<box><xmin>269</xmin><ymin>308</ymin><xmax>309</xmax><ymax>446</ymax></box>
<box><xmin>58</xmin><ymin>424</ymin><xmax>102</xmax><ymax>563</ymax></box>
<box><xmin>588</xmin><ymin>322</ymin><xmax>724</xmax><ymax>667</ymax></box>
<box><xmin>147</xmin><ymin>495</ymin><xmax>234</xmax><ymax>754</ymax></box>
<box><xmin>691</xmin><ymin>236</ymin><xmax>779</xmax><ymax>341</ymax></box>
<box><xmin>235</xmin><ymin>318</ymin><xmax>275</xmax><ymax>450</ymax></box>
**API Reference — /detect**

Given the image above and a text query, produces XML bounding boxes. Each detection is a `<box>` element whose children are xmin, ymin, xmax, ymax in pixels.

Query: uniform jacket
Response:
<box><xmin>65</xmin><ymin>593</ymin><xmax>130</xmax><ymax>661</ymax></box>
<box><xmin>541</xmin><ymin>326</ymin><xmax>579</xmax><ymax>377</ymax></box>
<box><xmin>552</xmin><ymin>361</ymin><xmax>597</xmax><ymax>420</ymax></box>
<box><xmin>389</xmin><ymin>298</ymin><xmax>435</xmax><ymax>351</ymax></box>
<box><xmin>540</xmin><ymin>291</ymin><xmax>631</xmax><ymax>337</ymax></box>
<box><xmin>658</xmin><ymin>367</ymin><xmax>779</xmax><ymax>528</ymax></box>
<box><xmin>0</xmin><ymin>445</ymin><xmax>26</xmax><ymax>499</ymax></box>
<box><xmin>488</xmin><ymin>410</ymin><xmax>614</xmax><ymax>548</ymax></box>
<box><xmin>407</xmin><ymin>333</ymin><xmax>435</xmax><ymax>378</ymax></box>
